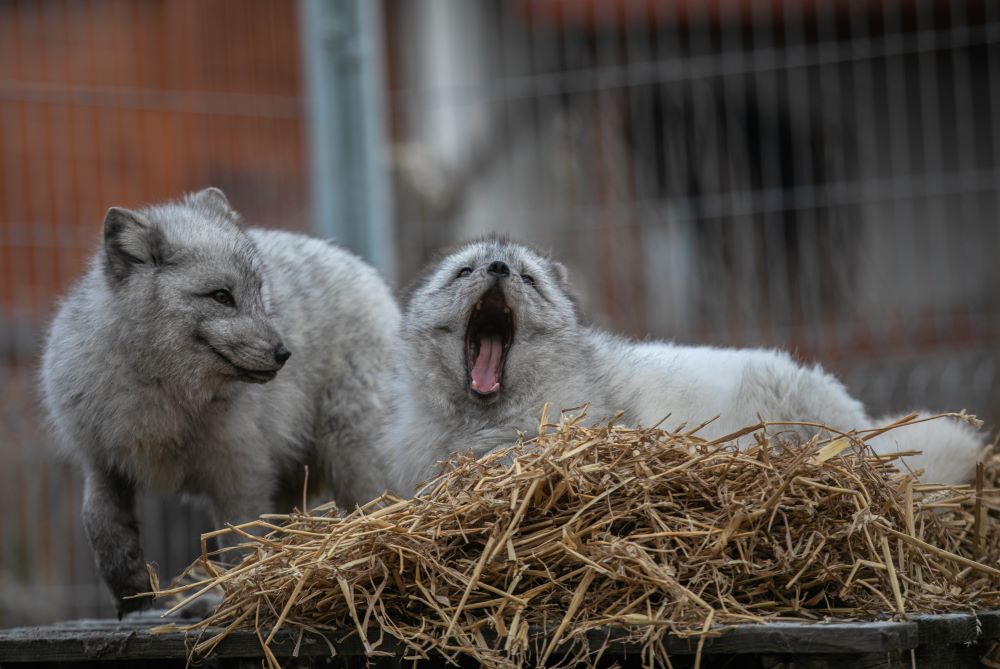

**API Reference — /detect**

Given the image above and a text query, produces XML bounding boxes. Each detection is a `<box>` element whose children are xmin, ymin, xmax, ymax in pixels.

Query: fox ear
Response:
<box><xmin>548</xmin><ymin>259</ymin><xmax>584</xmax><ymax>321</ymax></box>
<box><xmin>103</xmin><ymin>207</ymin><xmax>166</xmax><ymax>284</ymax></box>
<box><xmin>550</xmin><ymin>260</ymin><xmax>570</xmax><ymax>285</ymax></box>
<box><xmin>189</xmin><ymin>187</ymin><xmax>233</xmax><ymax>215</ymax></box>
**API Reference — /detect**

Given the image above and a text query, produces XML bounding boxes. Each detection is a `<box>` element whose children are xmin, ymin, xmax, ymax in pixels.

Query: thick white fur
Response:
<box><xmin>378</xmin><ymin>238</ymin><xmax>985</xmax><ymax>495</ymax></box>
<box><xmin>864</xmin><ymin>415</ymin><xmax>986</xmax><ymax>485</ymax></box>
<box><xmin>596</xmin><ymin>335</ymin><xmax>985</xmax><ymax>481</ymax></box>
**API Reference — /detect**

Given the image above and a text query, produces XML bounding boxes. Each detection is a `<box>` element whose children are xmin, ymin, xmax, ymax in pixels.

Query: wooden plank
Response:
<box><xmin>665</xmin><ymin>621</ymin><xmax>917</xmax><ymax>655</ymax></box>
<box><xmin>912</xmin><ymin>609</ymin><xmax>1000</xmax><ymax>645</ymax></box>
<box><xmin>911</xmin><ymin>612</ymin><xmax>982</xmax><ymax>646</ymax></box>
<box><xmin>4</xmin><ymin>612</ymin><xmax>1000</xmax><ymax>664</ymax></box>
<box><xmin>0</xmin><ymin>620</ymin><xmax>377</xmax><ymax>663</ymax></box>
<box><xmin>791</xmin><ymin>654</ymin><xmax>915</xmax><ymax>669</ymax></box>
<box><xmin>913</xmin><ymin>643</ymin><xmax>986</xmax><ymax>669</ymax></box>
<box><xmin>977</xmin><ymin>609</ymin><xmax>1000</xmax><ymax>640</ymax></box>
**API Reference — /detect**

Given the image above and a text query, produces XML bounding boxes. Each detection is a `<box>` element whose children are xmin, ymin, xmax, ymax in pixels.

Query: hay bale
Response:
<box><xmin>150</xmin><ymin>410</ymin><xmax>1000</xmax><ymax>668</ymax></box>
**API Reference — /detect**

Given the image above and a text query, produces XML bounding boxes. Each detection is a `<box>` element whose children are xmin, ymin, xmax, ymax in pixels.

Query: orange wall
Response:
<box><xmin>0</xmin><ymin>0</ymin><xmax>309</xmax><ymax>328</ymax></box>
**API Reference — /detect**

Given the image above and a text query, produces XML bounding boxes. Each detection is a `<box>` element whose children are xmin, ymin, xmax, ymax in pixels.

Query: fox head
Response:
<box><xmin>102</xmin><ymin>188</ymin><xmax>290</xmax><ymax>386</ymax></box>
<box><xmin>402</xmin><ymin>236</ymin><xmax>582</xmax><ymax>411</ymax></box>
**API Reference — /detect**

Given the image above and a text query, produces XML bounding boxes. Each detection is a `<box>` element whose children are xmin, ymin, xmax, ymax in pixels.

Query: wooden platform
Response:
<box><xmin>2</xmin><ymin>610</ymin><xmax>999</xmax><ymax>668</ymax></box>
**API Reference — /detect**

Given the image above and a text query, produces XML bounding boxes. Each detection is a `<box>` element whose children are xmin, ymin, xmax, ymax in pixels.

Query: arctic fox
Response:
<box><xmin>377</xmin><ymin>236</ymin><xmax>984</xmax><ymax>494</ymax></box>
<box><xmin>40</xmin><ymin>188</ymin><xmax>399</xmax><ymax>615</ymax></box>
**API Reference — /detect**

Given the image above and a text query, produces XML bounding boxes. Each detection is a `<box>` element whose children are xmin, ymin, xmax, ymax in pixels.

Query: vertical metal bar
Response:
<box><xmin>716</xmin><ymin>1</ymin><xmax>760</xmax><ymax>345</ymax></box>
<box><xmin>495</xmin><ymin>0</ymin><xmax>516</xmax><ymax>233</ymax></box>
<box><xmin>749</xmin><ymin>1</ymin><xmax>792</xmax><ymax>341</ymax></box>
<box><xmin>947</xmin><ymin>2</ymin><xmax>979</xmax><ymax>317</ymax></box>
<box><xmin>692</xmin><ymin>1</ymin><xmax>733</xmax><ymax>345</ymax></box>
<box><xmin>782</xmin><ymin>0</ymin><xmax>826</xmax><ymax>357</ymax></box>
<box><xmin>873</xmin><ymin>0</ymin><xmax>916</xmax><ymax>360</ymax></box>
<box><xmin>650</xmin><ymin>2</ymin><xmax>690</xmax><ymax>341</ymax></box>
<box><xmin>552</xmin><ymin>2</ymin><xmax>593</xmax><ymax>310</ymax></box>
<box><xmin>39</xmin><ymin>0</ymin><xmax>71</xmax><ymax>622</ymax></box>
<box><xmin>986</xmin><ymin>0</ymin><xmax>1000</xmax><ymax>345</ymax></box>
<box><xmin>593</xmin><ymin>3</ymin><xmax>642</xmax><ymax>336</ymax></box>
<box><xmin>844</xmin><ymin>0</ymin><xmax>895</xmax><ymax>348</ymax></box>
<box><xmin>911</xmin><ymin>1</ymin><xmax>950</xmax><ymax>336</ymax></box>
<box><xmin>67</xmin><ymin>0</ymin><xmax>102</xmax><ymax>620</ymax></box>
<box><xmin>13</xmin><ymin>0</ymin><xmax>41</xmax><ymax>623</ymax></box>
<box><xmin>526</xmin><ymin>1</ymin><xmax>549</xmax><ymax>245</ymax></box>
<box><xmin>300</xmin><ymin>0</ymin><xmax>395</xmax><ymax>283</ymax></box>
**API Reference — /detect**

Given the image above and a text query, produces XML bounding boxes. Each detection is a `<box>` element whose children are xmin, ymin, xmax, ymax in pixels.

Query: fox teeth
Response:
<box><xmin>503</xmin><ymin>307</ymin><xmax>510</xmax><ymax>314</ymax></box>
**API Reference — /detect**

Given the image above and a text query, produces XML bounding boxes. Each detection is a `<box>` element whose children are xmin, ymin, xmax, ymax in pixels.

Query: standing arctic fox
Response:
<box><xmin>41</xmin><ymin>188</ymin><xmax>399</xmax><ymax>615</ymax></box>
<box><xmin>377</xmin><ymin>236</ymin><xmax>984</xmax><ymax>494</ymax></box>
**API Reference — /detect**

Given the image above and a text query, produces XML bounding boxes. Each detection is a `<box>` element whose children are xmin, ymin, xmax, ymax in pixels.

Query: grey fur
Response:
<box><xmin>40</xmin><ymin>189</ymin><xmax>399</xmax><ymax>615</ymax></box>
<box><xmin>378</xmin><ymin>237</ymin><xmax>984</xmax><ymax>495</ymax></box>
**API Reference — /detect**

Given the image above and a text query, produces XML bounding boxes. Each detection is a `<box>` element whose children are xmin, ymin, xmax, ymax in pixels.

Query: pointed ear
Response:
<box><xmin>548</xmin><ymin>259</ymin><xmax>584</xmax><ymax>321</ymax></box>
<box><xmin>189</xmin><ymin>187</ymin><xmax>233</xmax><ymax>215</ymax></box>
<box><xmin>549</xmin><ymin>260</ymin><xmax>570</xmax><ymax>285</ymax></box>
<box><xmin>103</xmin><ymin>207</ymin><xmax>166</xmax><ymax>284</ymax></box>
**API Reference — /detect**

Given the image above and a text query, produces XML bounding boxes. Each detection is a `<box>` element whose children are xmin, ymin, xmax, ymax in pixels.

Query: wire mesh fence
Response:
<box><xmin>1</xmin><ymin>0</ymin><xmax>998</xmax><ymax>626</ymax></box>
<box><xmin>385</xmin><ymin>0</ymin><xmax>1000</xmax><ymax>423</ymax></box>
<box><xmin>0</xmin><ymin>0</ymin><xmax>309</xmax><ymax>624</ymax></box>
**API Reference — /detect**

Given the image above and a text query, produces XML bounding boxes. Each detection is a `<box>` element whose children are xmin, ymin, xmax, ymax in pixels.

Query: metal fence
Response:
<box><xmin>0</xmin><ymin>0</ymin><xmax>310</xmax><ymax>625</ymax></box>
<box><xmin>1</xmin><ymin>0</ymin><xmax>998</xmax><ymax>627</ymax></box>
<box><xmin>385</xmin><ymin>0</ymin><xmax>1000</xmax><ymax>423</ymax></box>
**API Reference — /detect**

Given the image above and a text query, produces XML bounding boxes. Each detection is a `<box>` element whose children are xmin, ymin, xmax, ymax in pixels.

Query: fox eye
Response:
<box><xmin>521</xmin><ymin>274</ymin><xmax>535</xmax><ymax>286</ymax></box>
<box><xmin>457</xmin><ymin>267</ymin><xmax>473</xmax><ymax>278</ymax></box>
<box><xmin>211</xmin><ymin>289</ymin><xmax>235</xmax><ymax>307</ymax></box>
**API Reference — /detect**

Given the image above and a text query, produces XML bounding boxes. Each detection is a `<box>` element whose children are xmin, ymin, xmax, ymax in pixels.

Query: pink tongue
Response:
<box><xmin>470</xmin><ymin>335</ymin><xmax>503</xmax><ymax>394</ymax></box>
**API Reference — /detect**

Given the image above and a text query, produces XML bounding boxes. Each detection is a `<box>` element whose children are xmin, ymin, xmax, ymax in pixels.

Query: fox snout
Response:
<box><xmin>487</xmin><ymin>260</ymin><xmax>510</xmax><ymax>276</ymax></box>
<box><xmin>198</xmin><ymin>317</ymin><xmax>292</xmax><ymax>383</ymax></box>
<box><xmin>220</xmin><ymin>339</ymin><xmax>291</xmax><ymax>384</ymax></box>
<box><xmin>232</xmin><ymin>338</ymin><xmax>291</xmax><ymax>371</ymax></box>
<box><xmin>274</xmin><ymin>343</ymin><xmax>291</xmax><ymax>365</ymax></box>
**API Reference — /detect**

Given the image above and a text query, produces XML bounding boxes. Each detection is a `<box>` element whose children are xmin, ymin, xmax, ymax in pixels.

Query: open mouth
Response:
<box><xmin>465</xmin><ymin>285</ymin><xmax>515</xmax><ymax>399</ymax></box>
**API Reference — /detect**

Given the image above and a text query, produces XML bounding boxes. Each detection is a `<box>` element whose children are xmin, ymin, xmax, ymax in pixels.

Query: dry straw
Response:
<box><xmin>150</xmin><ymin>409</ymin><xmax>1000</xmax><ymax>668</ymax></box>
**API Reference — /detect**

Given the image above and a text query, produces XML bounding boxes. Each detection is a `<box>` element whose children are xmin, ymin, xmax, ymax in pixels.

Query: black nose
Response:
<box><xmin>487</xmin><ymin>260</ymin><xmax>510</xmax><ymax>277</ymax></box>
<box><xmin>274</xmin><ymin>343</ymin><xmax>291</xmax><ymax>365</ymax></box>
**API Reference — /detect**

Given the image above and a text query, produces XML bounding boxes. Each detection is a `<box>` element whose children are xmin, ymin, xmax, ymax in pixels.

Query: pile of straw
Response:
<box><xmin>152</xmin><ymin>410</ymin><xmax>1000</xmax><ymax>668</ymax></box>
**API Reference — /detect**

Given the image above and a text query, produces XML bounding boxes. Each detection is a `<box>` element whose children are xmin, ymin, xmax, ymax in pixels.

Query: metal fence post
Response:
<box><xmin>300</xmin><ymin>0</ymin><xmax>395</xmax><ymax>284</ymax></box>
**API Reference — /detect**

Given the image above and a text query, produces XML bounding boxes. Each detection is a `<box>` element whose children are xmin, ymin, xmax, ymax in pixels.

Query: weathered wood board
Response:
<box><xmin>1</xmin><ymin>610</ymin><xmax>998</xmax><ymax>667</ymax></box>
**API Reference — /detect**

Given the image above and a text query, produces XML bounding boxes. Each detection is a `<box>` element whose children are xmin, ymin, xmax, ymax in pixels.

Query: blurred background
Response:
<box><xmin>1</xmin><ymin>0</ymin><xmax>997</xmax><ymax>625</ymax></box>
